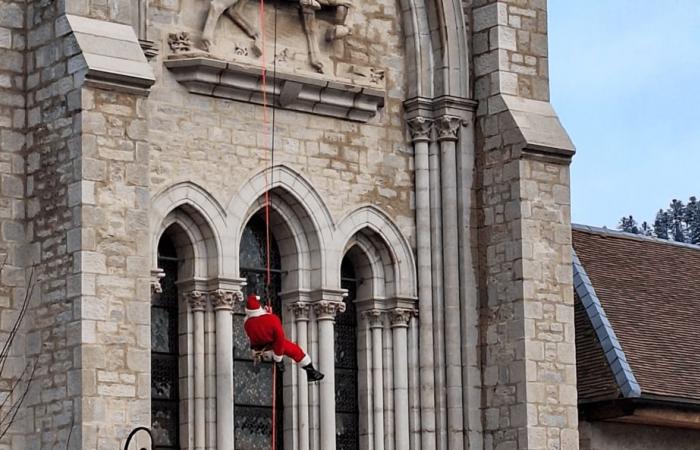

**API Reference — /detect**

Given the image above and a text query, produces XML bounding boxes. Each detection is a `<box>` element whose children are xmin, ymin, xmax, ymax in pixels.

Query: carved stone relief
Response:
<box><xmin>199</xmin><ymin>0</ymin><xmax>353</xmax><ymax>73</ymax></box>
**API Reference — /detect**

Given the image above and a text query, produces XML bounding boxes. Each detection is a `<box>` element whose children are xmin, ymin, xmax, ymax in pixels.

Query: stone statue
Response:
<box><xmin>201</xmin><ymin>0</ymin><xmax>352</xmax><ymax>73</ymax></box>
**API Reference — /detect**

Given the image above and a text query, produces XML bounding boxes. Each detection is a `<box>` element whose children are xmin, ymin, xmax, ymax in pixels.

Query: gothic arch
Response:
<box><xmin>151</xmin><ymin>182</ymin><xmax>226</xmax><ymax>279</ymax></box>
<box><xmin>228</xmin><ymin>165</ymin><xmax>335</xmax><ymax>288</ymax></box>
<box><xmin>336</xmin><ymin>205</ymin><xmax>418</xmax><ymax>299</ymax></box>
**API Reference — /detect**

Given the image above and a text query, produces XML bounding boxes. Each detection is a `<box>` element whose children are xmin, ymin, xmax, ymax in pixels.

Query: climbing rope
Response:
<box><xmin>258</xmin><ymin>0</ymin><xmax>280</xmax><ymax>447</ymax></box>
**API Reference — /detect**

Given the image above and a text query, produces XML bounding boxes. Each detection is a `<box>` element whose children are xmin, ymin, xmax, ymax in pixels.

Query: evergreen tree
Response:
<box><xmin>653</xmin><ymin>209</ymin><xmax>670</xmax><ymax>240</ymax></box>
<box><xmin>686</xmin><ymin>196</ymin><xmax>700</xmax><ymax>244</ymax></box>
<box><xmin>618</xmin><ymin>215</ymin><xmax>639</xmax><ymax>234</ymax></box>
<box><xmin>669</xmin><ymin>199</ymin><xmax>687</xmax><ymax>242</ymax></box>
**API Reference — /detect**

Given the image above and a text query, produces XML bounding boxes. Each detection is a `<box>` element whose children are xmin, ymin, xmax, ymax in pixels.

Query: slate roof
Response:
<box><xmin>572</xmin><ymin>224</ymin><xmax>700</xmax><ymax>404</ymax></box>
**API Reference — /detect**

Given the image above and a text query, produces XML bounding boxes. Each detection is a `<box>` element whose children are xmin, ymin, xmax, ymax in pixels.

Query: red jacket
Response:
<box><xmin>244</xmin><ymin>307</ymin><xmax>286</xmax><ymax>356</ymax></box>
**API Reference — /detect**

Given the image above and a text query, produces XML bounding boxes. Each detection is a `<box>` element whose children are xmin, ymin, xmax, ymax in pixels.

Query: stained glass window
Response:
<box><xmin>235</xmin><ymin>212</ymin><xmax>284</xmax><ymax>450</ymax></box>
<box><xmin>336</xmin><ymin>257</ymin><xmax>359</xmax><ymax>450</ymax></box>
<box><xmin>152</xmin><ymin>234</ymin><xmax>180</xmax><ymax>450</ymax></box>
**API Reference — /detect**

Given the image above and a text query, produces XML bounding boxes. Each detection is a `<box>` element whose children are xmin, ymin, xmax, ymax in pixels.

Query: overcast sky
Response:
<box><xmin>548</xmin><ymin>0</ymin><xmax>700</xmax><ymax>228</ymax></box>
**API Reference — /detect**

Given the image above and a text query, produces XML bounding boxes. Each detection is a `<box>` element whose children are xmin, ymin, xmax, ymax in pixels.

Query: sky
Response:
<box><xmin>548</xmin><ymin>0</ymin><xmax>700</xmax><ymax>228</ymax></box>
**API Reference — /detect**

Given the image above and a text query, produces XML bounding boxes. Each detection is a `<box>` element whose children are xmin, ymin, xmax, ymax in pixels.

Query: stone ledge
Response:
<box><xmin>60</xmin><ymin>14</ymin><xmax>155</xmax><ymax>95</ymax></box>
<box><xmin>164</xmin><ymin>56</ymin><xmax>385</xmax><ymax>122</ymax></box>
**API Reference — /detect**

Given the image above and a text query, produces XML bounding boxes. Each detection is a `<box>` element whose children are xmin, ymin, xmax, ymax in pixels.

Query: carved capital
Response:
<box><xmin>313</xmin><ymin>300</ymin><xmax>346</xmax><ymax>320</ymax></box>
<box><xmin>210</xmin><ymin>289</ymin><xmax>239</xmax><ymax>311</ymax></box>
<box><xmin>390</xmin><ymin>308</ymin><xmax>414</xmax><ymax>328</ymax></box>
<box><xmin>168</xmin><ymin>31</ymin><xmax>192</xmax><ymax>53</ymax></box>
<box><xmin>289</xmin><ymin>302</ymin><xmax>311</xmax><ymax>321</ymax></box>
<box><xmin>186</xmin><ymin>290</ymin><xmax>206</xmax><ymax>311</ymax></box>
<box><xmin>150</xmin><ymin>269</ymin><xmax>165</xmax><ymax>294</ymax></box>
<box><xmin>435</xmin><ymin>116</ymin><xmax>462</xmax><ymax>142</ymax></box>
<box><xmin>407</xmin><ymin>117</ymin><xmax>433</xmax><ymax>143</ymax></box>
<box><xmin>363</xmin><ymin>309</ymin><xmax>385</xmax><ymax>328</ymax></box>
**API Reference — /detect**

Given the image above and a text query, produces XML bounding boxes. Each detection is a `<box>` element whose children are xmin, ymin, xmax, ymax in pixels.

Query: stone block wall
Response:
<box><xmin>76</xmin><ymin>88</ymin><xmax>152</xmax><ymax>449</ymax></box>
<box><xmin>0</xmin><ymin>0</ymin><xmax>27</xmax><ymax>448</ymax></box>
<box><xmin>472</xmin><ymin>1</ymin><xmax>578</xmax><ymax>449</ymax></box>
<box><xmin>23</xmin><ymin>0</ymin><xmax>84</xmax><ymax>448</ymax></box>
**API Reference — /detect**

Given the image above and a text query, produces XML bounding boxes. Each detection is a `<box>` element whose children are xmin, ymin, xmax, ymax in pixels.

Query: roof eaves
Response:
<box><xmin>572</xmin><ymin>250</ymin><xmax>642</xmax><ymax>398</ymax></box>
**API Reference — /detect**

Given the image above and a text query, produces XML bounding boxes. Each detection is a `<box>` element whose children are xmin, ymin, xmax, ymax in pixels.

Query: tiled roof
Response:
<box><xmin>572</xmin><ymin>225</ymin><xmax>700</xmax><ymax>403</ymax></box>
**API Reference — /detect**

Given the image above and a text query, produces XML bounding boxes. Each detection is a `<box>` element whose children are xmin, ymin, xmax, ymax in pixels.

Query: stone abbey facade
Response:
<box><xmin>0</xmin><ymin>0</ymin><xmax>580</xmax><ymax>449</ymax></box>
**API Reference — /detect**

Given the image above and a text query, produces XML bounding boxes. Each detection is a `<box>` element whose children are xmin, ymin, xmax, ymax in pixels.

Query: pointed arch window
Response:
<box><xmin>234</xmin><ymin>212</ymin><xmax>284</xmax><ymax>449</ymax></box>
<box><xmin>335</xmin><ymin>257</ymin><xmax>359</xmax><ymax>450</ymax></box>
<box><xmin>151</xmin><ymin>233</ymin><xmax>180</xmax><ymax>450</ymax></box>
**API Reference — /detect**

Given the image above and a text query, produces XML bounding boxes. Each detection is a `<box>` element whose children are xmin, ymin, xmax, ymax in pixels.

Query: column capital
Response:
<box><xmin>435</xmin><ymin>115</ymin><xmax>463</xmax><ymax>142</ymax></box>
<box><xmin>210</xmin><ymin>289</ymin><xmax>242</xmax><ymax>311</ymax></box>
<box><xmin>289</xmin><ymin>302</ymin><xmax>312</xmax><ymax>321</ymax></box>
<box><xmin>407</xmin><ymin>116</ymin><xmax>433</xmax><ymax>143</ymax></box>
<box><xmin>185</xmin><ymin>290</ymin><xmax>206</xmax><ymax>311</ymax></box>
<box><xmin>313</xmin><ymin>300</ymin><xmax>346</xmax><ymax>320</ymax></box>
<box><xmin>363</xmin><ymin>309</ymin><xmax>385</xmax><ymax>328</ymax></box>
<box><xmin>389</xmin><ymin>308</ymin><xmax>415</xmax><ymax>328</ymax></box>
<box><xmin>150</xmin><ymin>268</ymin><xmax>165</xmax><ymax>294</ymax></box>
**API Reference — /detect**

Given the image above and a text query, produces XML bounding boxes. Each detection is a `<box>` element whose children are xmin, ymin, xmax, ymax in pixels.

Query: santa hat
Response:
<box><xmin>246</xmin><ymin>293</ymin><xmax>261</xmax><ymax>311</ymax></box>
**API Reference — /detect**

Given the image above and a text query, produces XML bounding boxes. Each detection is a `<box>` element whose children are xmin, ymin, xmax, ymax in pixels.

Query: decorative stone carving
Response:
<box><xmin>186</xmin><ymin>290</ymin><xmax>207</xmax><ymax>311</ymax></box>
<box><xmin>407</xmin><ymin>117</ymin><xmax>433</xmax><ymax>143</ymax></box>
<box><xmin>150</xmin><ymin>269</ymin><xmax>165</xmax><ymax>294</ymax></box>
<box><xmin>200</xmin><ymin>0</ymin><xmax>352</xmax><ymax>72</ymax></box>
<box><xmin>363</xmin><ymin>309</ymin><xmax>384</xmax><ymax>328</ymax></box>
<box><xmin>275</xmin><ymin>48</ymin><xmax>289</xmax><ymax>63</ymax></box>
<box><xmin>233</xmin><ymin>43</ymin><xmax>249</xmax><ymax>56</ymax></box>
<box><xmin>369</xmin><ymin>68</ymin><xmax>385</xmax><ymax>85</ymax></box>
<box><xmin>164</xmin><ymin>57</ymin><xmax>385</xmax><ymax>122</ymax></box>
<box><xmin>435</xmin><ymin>115</ymin><xmax>462</xmax><ymax>142</ymax></box>
<box><xmin>313</xmin><ymin>300</ymin><xmax>346</xmax><ymax>319</ymax></box>
<box><xmin>210</xmin><ymin>289</ymin><xmax>237</xmax><ymax>310</ymax></box>
<box><xmin>390</xmin><ymin>308</ymin><xmax>414</xmax><ymax>327</ymax></box>
<box><xmin>168</xmin><ymin>32</ymin><xmax>193</xmax><ymax>53</ymax></box>
<box><xmin>348</xmin><ymin>65</ymin><xmax>385</xmax><ymax>86</ymax></box>
<box><xmin>289</xmin><ymin>302</ymin><xmax>311</xmax><ymax>320</ymax></box>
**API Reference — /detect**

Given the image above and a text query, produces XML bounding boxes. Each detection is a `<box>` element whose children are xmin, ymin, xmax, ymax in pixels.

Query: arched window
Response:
<box><xmin>335</xmin><ymin>257</ymin><xmax>359</xmax><ymax>450</ymax></box>
<box><xmin>234</xmin><ymin>212</ymin><xmax>284</xmax><ymax>449</ymax></box>
<box><xmin>151</xmin><ymin>233</ymin><xmax>180</xmax><ymax>450</ymax></box>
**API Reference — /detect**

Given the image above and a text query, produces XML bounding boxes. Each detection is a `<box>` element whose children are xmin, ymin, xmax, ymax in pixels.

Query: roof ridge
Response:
<box><xmin>572</xmin><ymin>223</ymin><xmax>700</xmax><ymax>252</ymax></box>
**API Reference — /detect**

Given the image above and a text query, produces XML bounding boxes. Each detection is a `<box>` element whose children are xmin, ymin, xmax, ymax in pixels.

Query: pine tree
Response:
<box><xmin>654</xmin><ymin>209</ymin><xmax>670</xmax><ymax>240</ymax></box>
<box><xmin>686</xmin><ymin>196</ymin><xmax>700</xmax><ymax>244</ymax></box>
<box><xmin>618</xmin><ymin>215</ymin><xmax>639</xmax><ymax>234</ymax></box>
<box><xmin>669</xmin><ymin>199</ymin><xmax>687</xmax><ymax>242</ymax></box>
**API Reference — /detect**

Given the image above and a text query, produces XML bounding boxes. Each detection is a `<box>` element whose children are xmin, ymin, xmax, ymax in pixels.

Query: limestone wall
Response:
<box><xmin>146</xmin><ymin>0</ymin><xmax>414</xmax><ymax>241</ymax></box>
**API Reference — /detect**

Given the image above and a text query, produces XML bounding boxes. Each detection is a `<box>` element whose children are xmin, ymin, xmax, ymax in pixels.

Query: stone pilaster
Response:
<box><xmin>290</xmin><ymin>302</ymin><xmax>312</xmax><ymax>450</ymax></box>
<box><xmin>472</xmin><ymin>2</ymin><xmax>577</xmax><ymax>449</ymax></box>
<box><xmin>389</xmin><ymin>308</ymin><xmax>413</xmax><ymax>450</ymax></box>
<box><xmin>185</xmin><ymin>290</ymin><xmax>206</xmax><ymax>450</ymax></box>
<box><xmin>364</xmin><ymin>309</ymin><xmax>385</xmax><ymax>450</ymax></box>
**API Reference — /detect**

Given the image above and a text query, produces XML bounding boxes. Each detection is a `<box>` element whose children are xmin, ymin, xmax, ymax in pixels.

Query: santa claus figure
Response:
<box><xmin>244</xmin><ymin>293</ymin><xmax>324</xmax><ymax>382</ymax></box>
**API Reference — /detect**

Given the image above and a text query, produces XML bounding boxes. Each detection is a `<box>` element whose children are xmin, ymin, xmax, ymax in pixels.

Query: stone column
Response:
<box><xmin>290</xmin><ymin>302</ymin><xmax>312</xmax><ymax>450</ymax></box>
<box><xmin>187</xmin><ymin>290</ymin><xmax>207</xmax><ymax>450</ymax></box>
<box><xmin>391</xmin><ymin>309</ymin><xmax>413</xmax><ymax>450</ymax></box>
<box><xmin>436</xmin><ymin>115</ymin><xmax>465</xmax><ymax>450</ymax></box>
<box><xmin>407</xmin><ymin>116</ymin><xmax>436</xmax><ymax>450</ymax></box>
<box><xmin>408</xmin><ymin>310</ymin><xmax>421</xmax><ymax>450</ymax></box>
<box><xmin>314</xmin><ymin>300</ymin><xmax>346</xmax><ymax>450</ymax></box>
<box><xmin>211</xmin><ymin>289</ymin><xmax>240</xmax><ymax>450</ymax></box>
<box><xmin>365</xmin><ymin>309</ymin><xmax>385</xmax><ymax>450</ymax></box>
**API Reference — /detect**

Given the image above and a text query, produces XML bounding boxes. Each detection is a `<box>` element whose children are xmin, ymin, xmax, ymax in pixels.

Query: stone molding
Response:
<box><xmin>288</xmin><ymin>302</ymin><xmax>312</xmax><ymax>321</ymax></box>
<box><xmin>313</xmin><ymin>300</ymin><xmax>346</xmax><ymax>320</ymax></box>
<box><xmin>164</xmin><ymin>56</ymin><xmax>385</xmax><ymax>122</ymax></box>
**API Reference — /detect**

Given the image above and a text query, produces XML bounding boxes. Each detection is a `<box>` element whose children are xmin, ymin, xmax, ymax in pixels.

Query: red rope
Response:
<box><xmin>258</xmin><ymin>1</ymin><xmax>277</xmax><ymax>449</ymax></box>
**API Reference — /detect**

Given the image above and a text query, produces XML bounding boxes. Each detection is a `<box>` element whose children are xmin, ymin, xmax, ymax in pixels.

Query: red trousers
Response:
<box><xmin>245</xmin><ymin>311</ymin><xmax>308</xmax><ymax>363</ymax></box>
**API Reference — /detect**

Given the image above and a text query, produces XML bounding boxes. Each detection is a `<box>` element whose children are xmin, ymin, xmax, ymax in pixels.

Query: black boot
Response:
<box><xmin>302</xmin><ymin>363</ymin><xmax>324</xmax><ymax>382</ymax></box>
<box><xmin>275</xmin><ymin>360</ymin><xmax>285</xmax><ymax>373</ymax></box>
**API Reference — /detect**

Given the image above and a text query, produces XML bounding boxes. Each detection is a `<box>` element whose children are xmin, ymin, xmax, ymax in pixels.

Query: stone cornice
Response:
<box><xmin>164</xmin><ymin>56</ymin><xmax>385</xmax><ymax>122</ymax></box>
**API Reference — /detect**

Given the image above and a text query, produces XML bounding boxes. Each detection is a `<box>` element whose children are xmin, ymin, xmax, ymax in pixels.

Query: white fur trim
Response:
<box><xmin>244</xmin><ymin>307</ymin><xmax>267</xmax><ymax>321</ymax></box>
<box><xmin>300</xmin><ymin>354</ymin><xmax>311</xmax><ymax>367</ymax></box>
<box><xmin>272</xmin><ymin>353</ymin><xmax>283</xmax><ymax>362</ymax></box>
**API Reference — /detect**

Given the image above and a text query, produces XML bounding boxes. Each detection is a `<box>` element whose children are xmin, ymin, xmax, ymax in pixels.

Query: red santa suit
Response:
<box><xmin>243</xmin><ymin>294</ymin><xmax>312</xmax><ymax>366</ymax></box>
